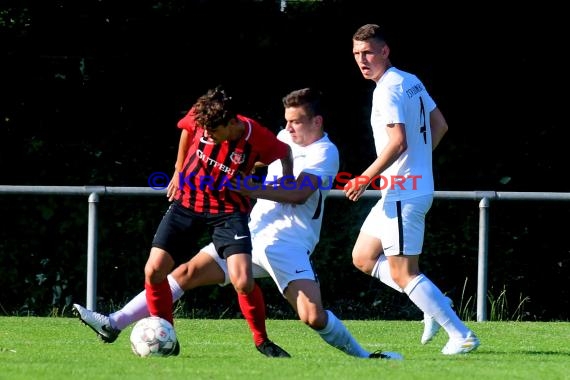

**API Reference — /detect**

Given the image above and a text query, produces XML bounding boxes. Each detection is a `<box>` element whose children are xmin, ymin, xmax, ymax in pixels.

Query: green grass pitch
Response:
<box><xmin>1</xmin><ymin>317</ymin><xmax>569</xmax><ymax>380</ymax></box>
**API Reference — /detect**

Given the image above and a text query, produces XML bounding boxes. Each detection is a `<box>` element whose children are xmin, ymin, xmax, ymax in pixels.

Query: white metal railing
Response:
<box><xmin>2</xmin><ymin>185</ymin><xmax>569</xmax><ymax>321</ymax></box>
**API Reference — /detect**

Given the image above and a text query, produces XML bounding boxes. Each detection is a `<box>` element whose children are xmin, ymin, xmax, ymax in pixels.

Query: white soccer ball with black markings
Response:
<box><xmin>129</xmin><ymin>316</ymin><xmax>177</xmax><ymax>357</ymax></box>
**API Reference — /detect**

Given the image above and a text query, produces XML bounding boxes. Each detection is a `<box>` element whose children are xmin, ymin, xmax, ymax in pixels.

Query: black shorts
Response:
<box><xmin>151</xmin><ymin>202</ymin><xmax>252</xmax><ymax>263</ymax></box>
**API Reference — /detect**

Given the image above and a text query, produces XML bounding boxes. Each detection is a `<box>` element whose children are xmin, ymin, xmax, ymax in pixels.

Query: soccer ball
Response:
<box><xmin>129</xmin><ymin>316</ymin><xmax>178</xmax><ymax>357</ymax></box>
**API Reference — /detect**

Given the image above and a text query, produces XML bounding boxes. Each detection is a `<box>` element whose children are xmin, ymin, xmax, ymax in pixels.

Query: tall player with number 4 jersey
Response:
<box><xmin>346</xmin><ymin>24</ymin><xmax>480</xmax><ymax>355</ymax></box>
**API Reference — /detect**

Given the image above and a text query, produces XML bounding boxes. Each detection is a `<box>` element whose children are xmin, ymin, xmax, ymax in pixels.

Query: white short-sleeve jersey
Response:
<box><xmin>248</xmin><ymin>129</ymin><xmax>340</xmax><ymax>253</ymax></box>
<box><xmin>371</xmin><ymin>67</ymin><xmax>436</xmax><ymax>201</ymax></box>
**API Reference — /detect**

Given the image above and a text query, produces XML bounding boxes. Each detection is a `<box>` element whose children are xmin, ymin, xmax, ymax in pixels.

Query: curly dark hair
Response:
<box><xmin>193</xmin><ymin>86</ymin><xmax>236</xmax><ymax>130</ymax></box>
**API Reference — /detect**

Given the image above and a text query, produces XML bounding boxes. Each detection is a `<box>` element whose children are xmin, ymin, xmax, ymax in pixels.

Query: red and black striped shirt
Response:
<box><xmin>175</xmin><ymin>111</ymin><xmax>289</xmax><ymax>213</ymax></box>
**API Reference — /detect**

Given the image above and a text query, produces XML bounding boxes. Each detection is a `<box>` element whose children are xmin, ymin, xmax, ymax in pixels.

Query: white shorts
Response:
<box><xmin>202</xmin><ymin>242</ymin><xmax>316</xmax><ymax>294</ymax></box>
<box><xmin>360</xmin><ymin>194</ymin><xmax>433</xmax><ymax>256</ymax></box>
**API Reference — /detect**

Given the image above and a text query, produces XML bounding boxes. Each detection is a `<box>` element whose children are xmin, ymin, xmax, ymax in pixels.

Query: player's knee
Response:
<box><xmin>144</xmin><ymin>262</ymin><xmax>161</xmax><ymax>283</ymax></box>
<box><xmin>171</xmin><ymin>263</ymin><xmax>191</xmax><ymax>289</ymax></box>
<box><xmin>145</xmin><ymin>250</ymin><xmax>174</xmax><ymax>283</ymax></box>
<box><xmin>352</xmin><ymin>255</ymin><xmax>373</xmax><ymax>274</ymax></box>
<box><xmin>352</xmin><ymin>255</ymin><xmax>364</xmax><ymax>270</ymax></box>
<box><xmin>391</xmin><ymin>272</ymin><xmax>414</xmax><ymax>289</ymax></box>
<box><xmin>390</xmin><ymin>263</ymin><xmax>420</xmax><ymax>289</ymax></box>
<box><xmin>299</xmin><ymin>306</ymin><xmax>327</xmax><ymax>330</ymax></box>
<box><xmin>231</xmin><ymin>276</ymin><xmax>254</xmax><ymax>294</ymax></box>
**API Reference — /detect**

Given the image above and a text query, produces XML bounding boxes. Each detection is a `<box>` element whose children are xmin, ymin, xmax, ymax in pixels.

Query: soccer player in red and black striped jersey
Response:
<box><xmin>144</xmin><ymin>86</ymin><xmax>293</xmax><ymax>353</ymax></box>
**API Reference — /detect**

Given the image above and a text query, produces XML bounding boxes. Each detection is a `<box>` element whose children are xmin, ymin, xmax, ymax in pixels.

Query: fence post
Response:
<box><xmin>86</xmin><ymin>192</ymin><xmax>100</xmax><ymax>310</ymax></box>
<box><xmin>476</xmin><ymin>194</ymin><xmax>493</xmax><ymax>321</ymax></box>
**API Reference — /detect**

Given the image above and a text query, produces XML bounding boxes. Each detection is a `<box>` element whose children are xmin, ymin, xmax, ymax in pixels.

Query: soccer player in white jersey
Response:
<box><xmin>73</xmin><ymin>87</ymin><xmax>402</xmax><ymax>360</ymax></box>
<box><xmin>346</xmin><ymin>24</ymin><xmax>480</xmax><ymax>355</ymax></box>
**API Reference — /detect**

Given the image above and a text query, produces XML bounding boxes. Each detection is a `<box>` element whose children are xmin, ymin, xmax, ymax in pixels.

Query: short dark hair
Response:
<box><xmin>193</xmin><ymin>85</ymin><xmax>236</xmax><ymax>129</ymax></box>
<box><xmin>282</xmin><ymin>88</ymin><xmax>323</xmax><ymax>119</ymax></box>
<box><xmin>352</xmin><ymin>23</ymin><xmax>388</xmax><ymax>44</ymax></box>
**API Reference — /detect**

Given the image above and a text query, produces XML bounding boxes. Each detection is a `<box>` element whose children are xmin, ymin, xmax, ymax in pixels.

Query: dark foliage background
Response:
<box><xmin>0</xmin><ymin>0</ymin><xmax>568</xmax><ymax>321</ymax></box>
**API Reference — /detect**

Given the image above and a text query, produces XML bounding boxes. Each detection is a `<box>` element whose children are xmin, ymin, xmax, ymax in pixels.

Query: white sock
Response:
<box><xmin>371</xmin><ymin>254</ymin><xmax>403</xmax><ymax>293</ymax></box>
<box><xmin>315</xmin><ymin>310</ymin><xmax>370</xmax><ymax>358</ymax></box>
<box><xmin>404</xmin><ymin>274</ymin><xmax>470</xmax><ymax>339</ymax></box>
<box><xmin>110</xmin><ymin>274</ymin><xmax>185</xmax><ymax>330</ymax></box>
